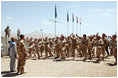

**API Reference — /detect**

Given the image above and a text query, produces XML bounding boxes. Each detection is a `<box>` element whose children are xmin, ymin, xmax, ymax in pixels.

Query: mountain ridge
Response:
<box><xmin>1</xmin><ymin>31</ymin><xmax>60</xmax><ymax>38</ymax></box>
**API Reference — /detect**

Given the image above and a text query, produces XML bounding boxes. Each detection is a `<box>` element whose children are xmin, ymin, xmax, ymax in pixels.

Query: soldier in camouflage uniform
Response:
<box><xmin>4</xmin><ymin>26</ymin><xmax>11</xmax><ymax>38</ymax></box>
<box><xmin>77</xmin><ymin>34</ymin><xmax>88</xmax><ymax>61</ymax></box>
<box><xmin>71</xmin><ymin>35</ymin><xmax>77</xmax><ymax>60</ymax></box>
<box><xmin>87</xmin><ymin>36</ymin><xmax>94</xmax><ymax>59</ymax></box>
<box><xmin>54</xmin><ymin>37</ymin><xmax>58</xmax><ymax>57</ymax></box>
<box><xmin>65</xmin><ymin>37</ymin><xmax>71</xmax><ymax>57</ymax></box>
<box><xmin>59</xmin><ymin>35</ymin><xmax>66</xmax><ymax>60</ymax></box>
<box><xmin>81</xmin><ymin>34</ymin><xmax>88</xmax><ymax>61</ymax></box>
<box><xmin>55</xmin><ymin>35</ymin><xmax>66</xmax><ymax>60</ymax></box>
<box><xmin>48</xmin><ymin>38</ymin><xmax>54</xmax><ymax>54</ymax></box>
<box><xmin>44</xmin><ymin>37</ymin><xmax>53</xmax><ymax>58</ymax></box>
<box><xmin>17</xmin><ymin>34</ymin><xmax>27</xmax><ymax>74</ymax></box>
<box><xmin>38</xmin><ymin>39</ymin><xmax>44</xmax><ymax>57</ymax></box>
<box><xmin>95</xmin><ymin>35</ymin><xmax>103</xmax><ymax>61</ymax></box>
<box><xmin>28</xmin><ymin>37</ymin><xmax>34</xmax><ymax>57</ymax></box>
<box><xmin>91</xmin><ymin>35</ymin><xmax>98</xmax><ymax>58</ymax></box>
<box><xmin>76</xmin><ymin>34</ymin><xmax>83</xmax><ymax>57</ymax></box>
<box><xmin>17</xmin><ymin>29</ymin><xmax>21</xmax><ymax>40</ymax></box>
<box><xmin>34</xmin><ymin>38</ymin><xmax>40</xmax><ymax>59</ymax></box>
<box><xmin>110</xmin><ymin>35</ymin><xmax>117</xmax><ymax>65</ymax></box>
<box><xmin>101</xmin><ymin>34</ymin><xmax>110</xmax><ymax>60</ymax></box>
<box><xmin>54</xmin><ymin>37</ymin><xmax>60</xmax><ymax>58</ymax></box>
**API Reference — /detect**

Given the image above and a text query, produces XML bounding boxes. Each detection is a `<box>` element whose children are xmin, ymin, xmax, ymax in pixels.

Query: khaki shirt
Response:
<box><xmin>5</xmin><ymin>28</ymin><xmax>11</xmax><ymax>34</ymax></box>
<box><xmin>17</xmin><ymin>40</ymin><xmax>27</xmax><ymax>58</ymax></box>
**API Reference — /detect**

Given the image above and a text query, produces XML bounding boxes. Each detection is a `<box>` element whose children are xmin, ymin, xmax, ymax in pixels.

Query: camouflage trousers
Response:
<box><xmin>5</xmin><ymin>33</ymin><xmax>10</xmax><ymax>38</ymax></box>
<box><xmin>96</xmin><ymin>47</ymin><xmax>101</xmax><ymax>61</ymax></box>
<box><xmin>45</xmin><ymin>47</ymin><xmax>53</xmax><ymax>58</ymax></box>
<box><xmin>17</xmin><ymin>57</ymin><xmax>26</xmax><ymax>74</ymax></box>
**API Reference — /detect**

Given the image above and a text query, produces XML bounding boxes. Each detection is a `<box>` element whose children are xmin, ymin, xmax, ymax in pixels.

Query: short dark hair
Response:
<box><xmin>20</xmin><ymin>34</ymin><xmax>24</xmax><ymax>39</ymax></box>
<box><xmin>102</xmin><ymin>33</ymin><xmax>105</xmax><ymax>36</ymax></box>
<box><xmin>7</xmin><ymin>26</ymin><xmax>9</xmax><ymax>28</ymax></box>
<box><xmin>83</xmin><ymin>34</ymin><xmax>86</xmax><ymax>37</ymax></box>
<box><xmin>11</xmin><ymin>37</ymin><xmax>16</xmax><ymax>41</ymax></box>
<box><xmin>112</xmin><ymin>35</ymin><xmax>117</xmax><ymax>39</ymax></box>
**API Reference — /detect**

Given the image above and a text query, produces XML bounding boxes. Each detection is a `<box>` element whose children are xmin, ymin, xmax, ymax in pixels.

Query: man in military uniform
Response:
<box><xmin>101</xmin><ymin>34</ymin><xmax>110</xmax><ymax>60</ymax></box>
<box><xmin>58</xmin><ymin>35</ymin><xmax>66</xmax><ymax>60</ymax></box>
<box><xmin>71</xmin><ymin>35</ymin><xmax>77</xmax><ymax>60</ymax></box>
<box><xmin>38</xmin><ymin>39</ymin><xmax>44</xmax><ymax>57</ymax></box>
<box><xmin>65</xmin><ymin>37</ymin><xmax>71</xmax><ymax>57</ymax></box>
<box><xmin>4</xmin><ymin>26</ymin><xmax>11</xmax><ymax>38</ymax></box>
<box><xmin>17</xmin><ymin>34</ymin><xmax>27</xmax><ymax>74</ymax></box>
<box><xmin>87</xmin><ymin>36</ymin><xmax>93</xmax><ymax>60</ymax></box>
<box><xmin>34</xmin><ymin>38</ymin><xmax>40</xmax><ymax>59</ymax></box>
<box><xmin>76</xmin><ymin>34</ymin><xmax>83</xmax><ymax>57</ymax></box>
<box><xmin>54</xmin><ymin>35</ymin><xmax>66</xmax><ymax>60</ymax></box>
<box><xmin>48</xmin><ymin>38</ymin><xmax>54</xmax><ymax>54</ymax></box>
<box><xmin>110</xmin><ymin>35</ymin><xmax>117</xmax><ymax>65</ymax></box>
<box><xmin>81</xmin><ymin>34</ymin><xmax>88</xmax><ymax>61</ymax></box>
<box><xmin>77</xmin><ymin>34</ymin><xmax>88</xmax><ymax>61</ymax></box>
<box><xmin>95</xmin><ymin>35</ymin><xmax>103</xmax><ymax>61</ymax></box>
<box><xmin>17</xmin><ymin>29</ymin><xmax>21</xmax><ymax>40</ymax></box>
<box><xmin>28</xmin><ymin>37</ymin><xmax>34</xmax><ymax>57</ymax></box>
<box><xmin>91</xmin><ymin>35</ymin><xmax>97</xmax><ymax>58</ymax></box>
<box><xmin>44</xmin><ymin>37</ymin><xmax>53</xmax><ymax>58</ymax></box>
<box><xmin>54</xmin><ymin>37</ymin><xmax>60</xmax><ymax>58</ymax></box>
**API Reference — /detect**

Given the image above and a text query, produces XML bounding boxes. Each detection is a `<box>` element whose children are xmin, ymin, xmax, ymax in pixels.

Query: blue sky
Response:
<box><xmin>1</xmin><ymin>1</ymin><xmax>117</xmax><ymax>36</ymax></box>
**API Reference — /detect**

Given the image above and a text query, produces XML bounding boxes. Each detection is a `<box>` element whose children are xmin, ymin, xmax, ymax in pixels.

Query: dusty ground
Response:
<box><xmin>1</xmin><ymin>56</ymin><xmax>117</xmax><ymax>77</ymax></box>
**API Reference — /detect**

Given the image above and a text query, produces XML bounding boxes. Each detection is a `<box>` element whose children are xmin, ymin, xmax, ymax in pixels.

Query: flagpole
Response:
<box><xmin>79</xmin><ymin>18</ymin><xmax>81</xmax><ymax>37</ymax></box>
<box><xmin>55</xmin><ymin>18</ymin><xmax>56</xmax><ymax>38</ymax></box>
<box><xmin>80</xmin><ymin>24</ymin><xmax>81</xmax><ymax>37</ymax></box>
<box><xmin>76</xmin><ymin>22</ymin><xmax>77</xmax><ymax>34</ymax></box>
<box><xmin>76</xmin><ymin>16</ymin><xmax>78</xmax><ymax>35</ymax></box>
<box><xmin>41</xmin><ymin>25</ymin><xmax>43</xmax><ymax>38</ymax></box>
<box><xmin>72</xmin><ymin>22</ymin><xmax>73</xmax><ymax>34</ymax></box>
<box><xmin>54</xmin><ymin>5</ymin><xmax>56</xmax><ymax>55</ymax></box>
<box><xmin>72</xmin><ymin>21</ymin><xmax>74</xmax><ymax>34</ymax></box>
<box><xmin>67</xmin><ymin>22</ymin><xmax>69</xmax><ymax>36</ymax></box>
<box><xmin>73</xmin><ymin>23</ymin><xmax>74</xmax><ymax>34</ymax></box>
<box><xmin>72</xmin><ymin>14</ymin><xmax>74</xmax><ymax>34</ymax></box>
<box><xmin>42</xmin><ymin>29</ymin><xmax>43</xmax><ymax>38</ymax></box>
<box><xmin>67</xmin><ymin>12</ymin><xmax>69</xmax><ymax>36</ymax></box>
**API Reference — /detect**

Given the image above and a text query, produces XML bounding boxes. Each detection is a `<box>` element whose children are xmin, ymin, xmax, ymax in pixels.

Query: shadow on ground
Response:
<box><xmin>106</xmin><ymin>63</ymin><xmax>117</xmax><ymax>66</ymax></box>
<box><xmin>1</xmin><ymin>71</ymin><xmax>19</xmax><ymax>77</ymax></box>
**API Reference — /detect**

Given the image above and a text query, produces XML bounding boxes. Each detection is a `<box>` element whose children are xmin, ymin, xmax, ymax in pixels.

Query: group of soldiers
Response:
<box><xmin>4</xmin><ymin>26</ymin><xmax>117</xmax><ymax>65</ymax></box>
<box><xmin>25</xmin><ymin>33</ymin><xmax>117</xmax><ymax>64</ymax></box>
<box><xmin>4</xmin><ymin>26</ymin><xmax>117</xmax><ymax>74</ymax></box>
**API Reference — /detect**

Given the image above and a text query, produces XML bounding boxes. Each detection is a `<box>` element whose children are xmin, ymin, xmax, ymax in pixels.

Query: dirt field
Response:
<box><xmin>1</xmin><ymin>56</ymin><xmax>117</xmax><ymax>77</ymax></box>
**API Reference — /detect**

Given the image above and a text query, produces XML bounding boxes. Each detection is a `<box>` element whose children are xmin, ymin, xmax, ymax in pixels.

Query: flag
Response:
<box><xmin>76</xmin><ymin>16</ymin><xmax>78</xmax><ymax>23</ymax></box>
<box><xmin>40</xmin><ymin>29</ymin><xmax>42</xmax><ymax>31</ymax></box>
<box><xmin>72</xmin><ymin>14</ymin><xmax>74</xmax><ymax>22</ymax></box>
<box><xmin>55</xmin><ymin>5</ymin><xmax>57</xmax><ymax>18</ymax></box>
<box><xmin>80</xmin><ymin>18</ymin><xmax>81</xmax><ymax>25</ymax></box>
<box><xmin>67</xmin><ymin>12</ymin><xmax>69</xmax><ymax>22</ymax></box>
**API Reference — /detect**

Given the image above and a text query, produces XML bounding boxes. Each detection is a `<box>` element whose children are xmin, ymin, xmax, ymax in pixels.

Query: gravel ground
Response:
<box><xmin>1</xmin><ymin>56</ymin><xmax>117</xmax><ymax>77</ymax></box>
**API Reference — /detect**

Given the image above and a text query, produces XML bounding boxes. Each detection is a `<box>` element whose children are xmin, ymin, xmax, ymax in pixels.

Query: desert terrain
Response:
<box><xmin>1</xmin><ymin>55</ymin><xmax>117</xmax><ymax>77</ymax></box>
